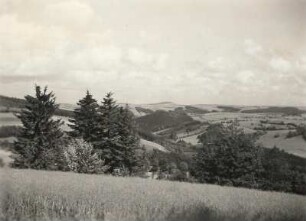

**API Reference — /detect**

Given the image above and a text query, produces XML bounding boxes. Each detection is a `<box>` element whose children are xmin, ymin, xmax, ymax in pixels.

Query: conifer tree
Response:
<box><xmin>68</xmin><ymin>90</ymin><xmax>100</xmax><ymax>143</ymax></box>
<box><xmin>95</xmin><ymin>94</ymin><xmax>145</xmax><ymax>174</ymax></box>
<box><xmin>117</xmin><ymin>105</ymin><xmax>144</xmax><ymax>174</ymax></box>
<box><xmin>95</xmin><ymin>92</ymin><xmax>122</xmax><ymax>172</ymax></box>
<box><xmin>12</xmin><ymin>85</ymin><xmax>65</xmax><ymax>170</ymax></box>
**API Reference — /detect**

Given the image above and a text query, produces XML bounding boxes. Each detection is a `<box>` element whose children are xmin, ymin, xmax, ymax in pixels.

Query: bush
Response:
<box><xmin>0</xmin><ymin>158</ymin><xmax>4</xmax><ymax>167</ymax></box>
<box><xmin>0</xmin><ymin>126</ymin><xmax>21</xmax><ymax>138</ymax></box>
<box><xmin>286</xmin><ymin>130</ymin><xmax>298</xmax><ymax>138</ymax></box>
<box><xmin>286</xmin><ymin>125</ymin><xmax>306</xmax><ymax>140</ymax></box>
<box><xmin>195</xmin><ymin>123</ymin><xmax>263</xmax><ymax>188</ymax></box>
<box><xmin>64</xmin><ymin>139</ymin><xmax>109</xmax><ymax>174</ymax></box>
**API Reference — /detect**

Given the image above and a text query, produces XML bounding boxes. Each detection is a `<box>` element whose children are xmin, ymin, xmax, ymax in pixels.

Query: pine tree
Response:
<box><xmin>68</xmin><ymin>90</ymin><xmax>100</xmax><ymax>143</ymax></box>
<box><xmin>12</xmin><ymin>85</ymin><xmax>65</xmax><ymax>170</ymax></box>
<box><xmin>95</xmin><ymin>92</ymin><xmax>122</xmax><ymax>172</ymax></box>
<box><xmin>95</xmin><ymin>94</ymin><xmax>145</xmax><ymax>174</ymax></box>
<box><xmin>117</xmin><ymin>105</ymin><xmax>144</xmax><ymax>174</ymax></box>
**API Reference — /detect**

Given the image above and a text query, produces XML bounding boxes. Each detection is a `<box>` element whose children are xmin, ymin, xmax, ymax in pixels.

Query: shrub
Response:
<box><xmin>0</xmin><ymin>158</ymin><xmax>4</xmax><ymax>167</ymax></box>
<box><xmin>286</xmin><ymin>125</ymin><xmax>306</xmax><ymax>140</ymax></box>
<box><xmin>286</xmin><ymin>131</ymin><xmax>298</xmax><ymax>138</ymax></box>
<box><xmin>64</xmin><ymin>139</ymin><xmax>109</xmax><ymax>174</ymax></box>
<box><xmin>0</xmin><ymin>126</ymin><xmax>21</xmax><ymax>138</ymax></box>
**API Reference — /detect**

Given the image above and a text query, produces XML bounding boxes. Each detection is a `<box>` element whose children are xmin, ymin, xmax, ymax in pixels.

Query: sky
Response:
<box><xmin>0</xmin><ymin>0</ymin><xmax>305</xmax><ymax>106</ymax></box>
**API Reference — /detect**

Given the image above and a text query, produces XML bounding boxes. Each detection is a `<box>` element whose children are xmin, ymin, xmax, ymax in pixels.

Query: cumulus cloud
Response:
<box><xmin>44</xmin><ymin>1</ymin><xmax>94</xmax><ymax>28</ymax></box>
<box><xmin>0</xmin><ymin>0</ymin><xmax>305</xmax><ymax>106</ymax></box>
<box><xmin>269</xmin><ymin>57</ymin><xmax>292</xmax><ymax>72</ymax></box>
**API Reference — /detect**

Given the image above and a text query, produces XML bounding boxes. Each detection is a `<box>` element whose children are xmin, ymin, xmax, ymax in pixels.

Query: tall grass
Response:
<box><xmin>1</xmin><ymin>168</ymin><xmax>305</xmax><ymax>221</ymax></box>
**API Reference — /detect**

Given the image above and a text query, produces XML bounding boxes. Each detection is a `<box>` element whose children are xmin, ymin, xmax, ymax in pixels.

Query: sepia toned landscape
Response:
<box><xmin>1</xmin><ymin>0</ymin><xmax>306</xmax><ymax>220</ymax></box>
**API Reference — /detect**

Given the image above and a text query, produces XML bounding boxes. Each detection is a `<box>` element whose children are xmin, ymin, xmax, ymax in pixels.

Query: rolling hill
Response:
<box><xmin>1</xmin><ymin>94</ymin><xmax>306</xmax><ymax>158</ymax></box>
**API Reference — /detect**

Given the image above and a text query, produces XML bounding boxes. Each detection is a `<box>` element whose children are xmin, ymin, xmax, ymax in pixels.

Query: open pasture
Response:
<box><xmin>1</xmin><ymin>169</ymin><xmax>306</xmax><ymax>221</ymax></box>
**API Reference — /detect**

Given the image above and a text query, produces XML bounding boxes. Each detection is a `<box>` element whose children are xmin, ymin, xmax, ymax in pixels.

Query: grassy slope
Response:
<box><xmin>139</xmin><ymin>139</ymin><xmax>169</xmax><ymax>152</ymax></box>
<box><xmin>1</xmin><ymin>169</ymin><xmax>306</xmax><ymax>221</ymax></box>
<box><xmin>257</xmin><ymin>130</ymin><xmax>306</xmax><ymax>158</ymax></box>
<box><xmin>0</xmin><ymin>95</ymin><xmax>73</xmax><ymax>117</ymax></box>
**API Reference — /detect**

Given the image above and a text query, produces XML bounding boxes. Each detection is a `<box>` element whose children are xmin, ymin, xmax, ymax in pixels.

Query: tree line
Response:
<box><xmin>12</xmin><ymin>85</ymin><xmax>147</xmax><ymax>175</ymax></box>
<box><xmin>194</xmin><ymin>122</ymin><xmax>306</xmax><ymax>195</ymax></box>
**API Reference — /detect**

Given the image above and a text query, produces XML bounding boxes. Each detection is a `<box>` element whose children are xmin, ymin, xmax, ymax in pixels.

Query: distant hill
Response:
<box><xmin>136</xmin><ymin>109</ymin><xmax>197</xmax><ymax>132</ymax></box>
<box><xmin>0</xmin><ymin>95</ymin><xmax>26</xmax><ymax>109</ymax></box>
<box><xmin>241</xmin><ymin>107</ymin><xmax>306</xmax><ymax>115</ymax></box>
<box><xmin>0</xmin><ymin>95</ymin><xmax>73</xmax><ymax>117</ymax></box>
<box><xmin>184</xmin><ymin>106</ymin><xmax>210</xmax><ymax>114</ymax></box>
<box><xmin>217</xmin><ymin>105</ymin><xmax>241</xmax><ymax>112</ymax></box>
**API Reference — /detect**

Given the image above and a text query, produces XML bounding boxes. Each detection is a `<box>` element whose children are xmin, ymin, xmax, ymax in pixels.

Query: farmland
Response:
<box><xmin>1</xmin><ymin>168</ymin><xmax>306</xmax><ymax>221</ymax></box>
<box><xmin>1</xmin><ymin>101</ymin><xmax>306</xmax><ymax>157</ymax></box>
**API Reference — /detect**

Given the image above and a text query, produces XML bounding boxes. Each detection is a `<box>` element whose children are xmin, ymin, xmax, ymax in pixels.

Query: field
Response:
<box><xmin>1</xmin><ymin>109</ymin><xmax>306</xmax><ymax>157</ymax></box>
<box><xmin>258</xmin><ymin>131</ymin><xmax>306</xmax><ymax>158</ymax></box>
<box><xmin>1</xmin><ymin>169</ymin><xmax>306</xmax><ymax>221</ymax></box>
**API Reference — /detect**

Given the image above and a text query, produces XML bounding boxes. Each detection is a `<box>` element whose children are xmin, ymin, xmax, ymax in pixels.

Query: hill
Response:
<box><xmin>1</xmin><ymin>94</ymin><xmax>306</xmax><ymax>157</ymax></box>
<box><xmin>136</xmin><ymin>109</ymin><xmax>197</xmax><ymax>132</ymax></box>
<box><xmin>241</xmin><ymin>106</ymin><xmax>306</xmax><ymax>115</ymax></box>
<box><xmin>0</xmin><ymin>95</ymin><xmax>74</xmax><ymax>117</ymax></box>
<box><xmin>0</xmin><ymin>95</ymin><xmax>26</xmax><ymax>109</ymax></box>
<box><xmin>1</xmin><ymin>168</ymin><xmax>305</xmax><ymax>221</ymax></box>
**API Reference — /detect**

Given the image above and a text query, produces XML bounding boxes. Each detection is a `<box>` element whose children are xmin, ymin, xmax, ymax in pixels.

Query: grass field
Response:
<box><xmin>1</xmin><ymin>169</ymin><xmax>306</xmax><ymax>221</ymax></box>
<box><xmin>257</xmin><ymin>131</ymin><xmax>306</xmax><ymax>158</ymax></box>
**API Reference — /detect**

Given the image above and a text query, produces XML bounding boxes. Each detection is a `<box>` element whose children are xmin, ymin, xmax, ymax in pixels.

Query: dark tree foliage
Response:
<box><xmin>194</xmin><ymin>122</ymin><xmax>306</xmax><ymax>195</ymax></box>
<box><xmin>12</xmin><ymin>85</ymin><xmax>66</xmax><ymax>170</ymax></box>
<box><xmin>0</xmin><ymin>126</ymin><xmax>22</xmax><ymax>138</ymax></box>
<box><xmin>94</xmin><ymin>92</ymin><xmax>120</xmax><ymax>172</ymax></box>
<box><xmin>92</xmin><ymin>93</ymin><xmax>144</xmax><ymax>174</ymax></box>
<box><xmin>195</xmin><ymin>123</ymin><xmax>263</xmax><ymax>188</ymax></box>
<box><xmin>68</xmin><ymin>90</ymin><xmax>100</xmax><ymax>143</ymax></box>
<box><xmin>260</xmin><ymin>147</ymin><xmax>306</xmax><ymax>195</ymax></box>
<box><xmin>117</xmin><ymin>105</ymin><xmax>144</xmax><ymax>174</ymax></box>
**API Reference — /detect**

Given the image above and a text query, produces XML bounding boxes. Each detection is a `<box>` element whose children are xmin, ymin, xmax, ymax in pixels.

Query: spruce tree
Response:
<box><xmin>68</xmin><ymin>90</ymin><xmax>100</xmax><ymax>143</ymax></box>
<box><xmin>95</xmin><ymin>94</ymin><xmax>145</xmax><ymax>174</ymax></box>
<box><xmin>12</xmin><ymin>85</ymin><xmax>65</xmax><ymax>170</ymax></box>
<box><xmin>117</xmin><ymin>105</ymin><xmax>144</xmax><ymax>174</ymax></box>
<box><xmin>95</xmin><ymin>92</ymin><xmax>122</xmax><ymax>172</ymax></box>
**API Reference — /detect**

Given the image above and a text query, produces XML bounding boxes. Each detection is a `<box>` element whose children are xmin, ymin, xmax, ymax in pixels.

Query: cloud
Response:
<box><xmin>43</xmin><ymin>1</ymin><xmax>95</xmax><ymax>30</ymax></box>
<box><xmin>244</xmin><ymin>39</ymin><xmax>263</xmax><ymax>56</ymax></box>
<box><xmin>0</xmin><ymin>0</ymin><xmax>305</xmax><ymax>105</ymax></box>
<box><xmin>206</xmin><ymin>57</ymin><xmax>236</xmax><ymax>72</ymax></box>
<box><xmin>236</xmin><ymin>70</ymin><xmax>255</xmax><ymax>84</ymax></box>
<box><xmin>269</xmin><ymin>57</ymin><xmax>292</xmax><ymax>72</ymax></box>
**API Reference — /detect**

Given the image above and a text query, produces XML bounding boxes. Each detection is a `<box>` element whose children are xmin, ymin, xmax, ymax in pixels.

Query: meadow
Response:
<box><xmin>1</xmin><ymin>169</ymin><xmax>306</xmax><ymax>221</ymax></box>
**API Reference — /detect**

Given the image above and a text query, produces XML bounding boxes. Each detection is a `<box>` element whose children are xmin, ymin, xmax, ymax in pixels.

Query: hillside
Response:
<box><xmin>0</xmin><ymin>95</ymin><xmax>74</xmax><ymax>117</ymax></box>
<box><xmin>1</xmin><ymin>168</ymin><xmax>305</xmax><ymax>221</ymax></box>
<box><xmin>1</xmin><ymin>94</ymin><xmax>306</xmax><ymax>158</ymax></box>
<box><xmin>241</xmin><ymin>106</ymin><xmax>306</xmax><ymax>115</ymax></box>
<box><xmin>136</xmin><ymin>109</ymin><xmax>197</xmax><ymax>132</ymax></box>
